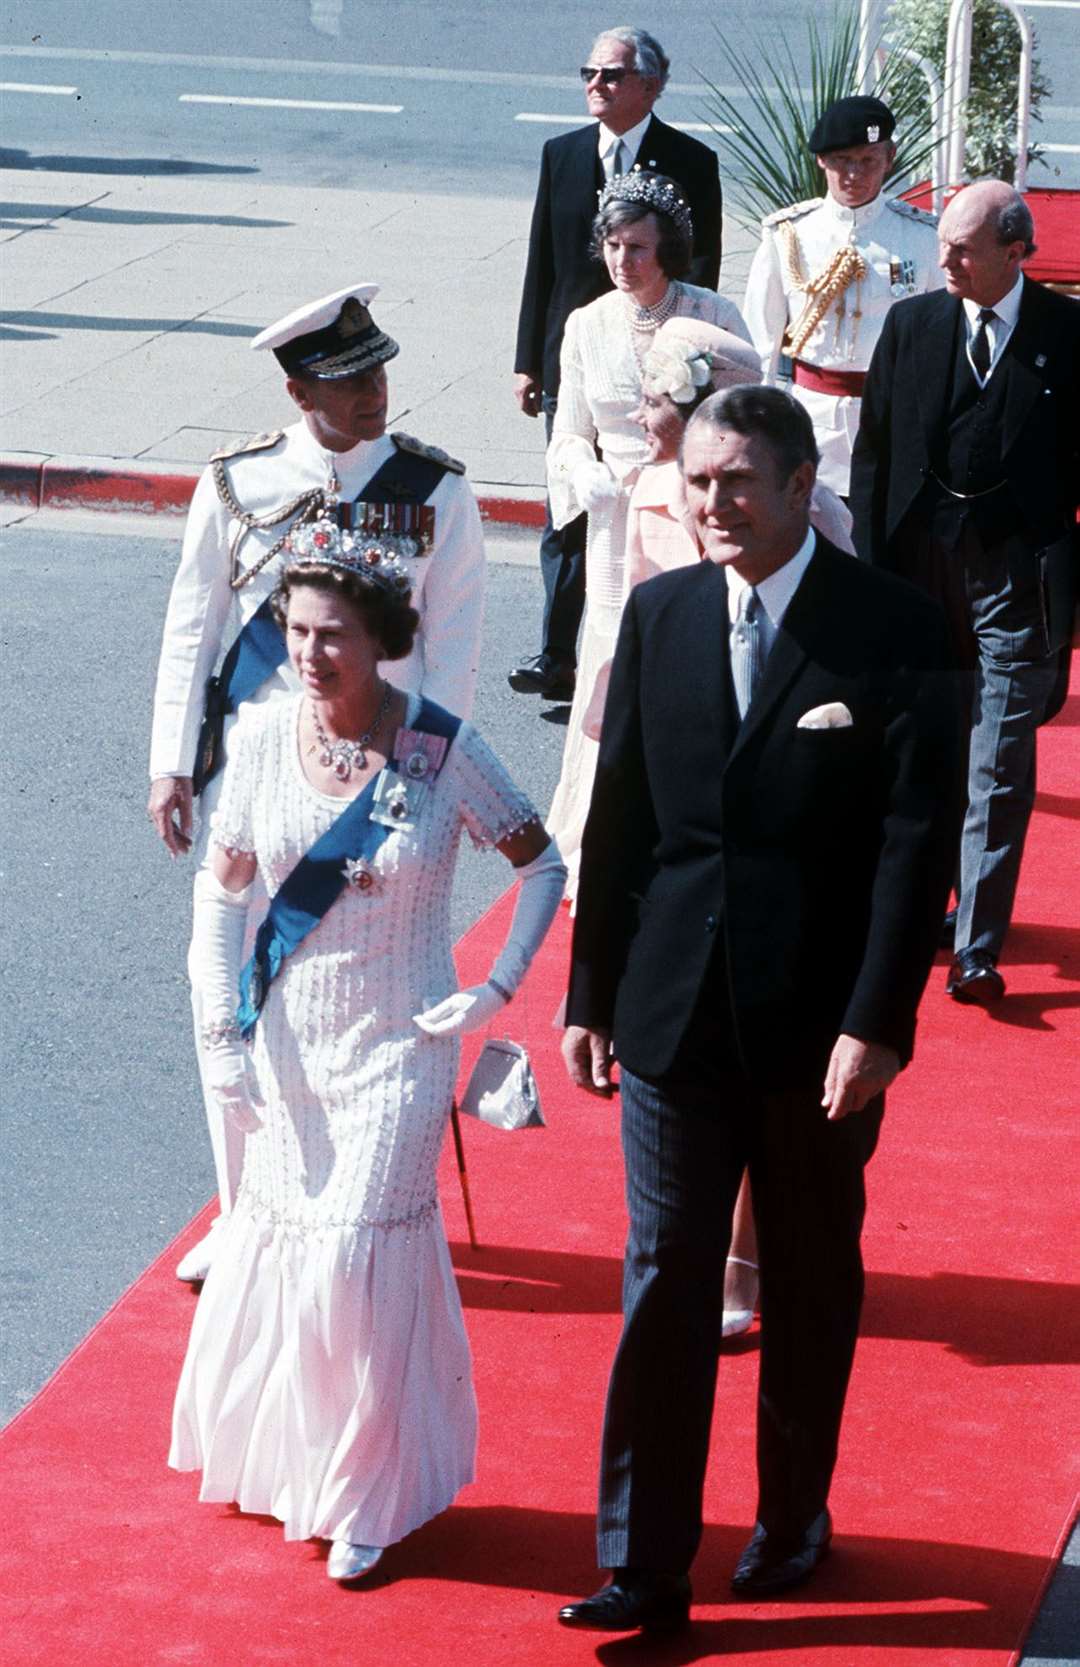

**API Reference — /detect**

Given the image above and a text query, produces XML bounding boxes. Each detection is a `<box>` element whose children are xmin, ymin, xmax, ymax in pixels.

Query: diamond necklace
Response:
<box><xmin>310</xmin><ymin>681</ymin><xmax>393</xmax><ymax>780</ymax></box>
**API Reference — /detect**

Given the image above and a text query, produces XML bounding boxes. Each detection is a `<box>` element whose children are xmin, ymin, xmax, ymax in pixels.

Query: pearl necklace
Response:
<box><xmin>628</xmin><ymin>282</ymin><xmax>679</xmax><ymax>333</ymax></box>
<box><xmin>310</xmin><ymin>682</ymin><xmax>393</xmax><ymax>780</ymax></box>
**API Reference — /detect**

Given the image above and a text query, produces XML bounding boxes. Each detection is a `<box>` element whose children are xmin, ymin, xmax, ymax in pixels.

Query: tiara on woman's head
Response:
<box><xmin>286</xmin><ymin>517</ymin><xmax>414</xmax><ymax>594</ymax></box>
<box><xmin>598</xmin><ymin>167</ymin><xmax>694</xmax><ymax>243</ymax></box>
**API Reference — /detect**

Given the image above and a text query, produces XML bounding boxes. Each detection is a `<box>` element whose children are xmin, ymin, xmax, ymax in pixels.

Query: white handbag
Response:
<box><xmin>457</xmin><ymin>1038</ymin><xmax>545</xmax><ymax>1131</ymax></box>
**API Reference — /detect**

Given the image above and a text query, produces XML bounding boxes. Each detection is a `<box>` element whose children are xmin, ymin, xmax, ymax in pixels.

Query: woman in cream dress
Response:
<box><xmin>171</xmin><ymin>532</ymin><xmax>565</xmax><ymax>1583</ymax></box>
<box><xmin>544</xmin><ymin>171</ymin><xmax>751</xmax><ymax>902</ymax></box>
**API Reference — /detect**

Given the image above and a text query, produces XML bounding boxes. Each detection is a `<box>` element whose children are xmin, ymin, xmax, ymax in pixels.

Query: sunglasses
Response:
<box><xmin>579</xmin><ymin>65</ymin><xmax>634</xmax><ymax>85</ymax></box>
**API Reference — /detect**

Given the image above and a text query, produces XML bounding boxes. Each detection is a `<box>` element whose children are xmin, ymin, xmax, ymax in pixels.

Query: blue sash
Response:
<box><xmin>236</xmin><ymin>698</ymin><xmax>462</xmax><ymax>1038</ymax></box>
<box><xmin>192</xmin><ymin>445</ymin><xmax>453</xmax><ymax>795</ymax></box>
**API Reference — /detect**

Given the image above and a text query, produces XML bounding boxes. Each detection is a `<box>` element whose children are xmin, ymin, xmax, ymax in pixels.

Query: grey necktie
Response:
<box><xmin>610</xmin><ymin>139</ymin><xmax>626</xmax><ymax>179</ymax></box>
<box><xmin>731</xmin><ymin>587</ymin><xmax>763</xmax><ymax>720</ymax></box>
<box><xmin>971</xmin><ymin>307</ymin><xmax>996</xmax><ymax>380</ymax></box>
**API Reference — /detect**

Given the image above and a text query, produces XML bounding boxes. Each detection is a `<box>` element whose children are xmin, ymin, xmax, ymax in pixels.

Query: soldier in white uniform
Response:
<box><xmin>148</xmin><ymin>284</ymin><xmax>486</xmax><ymax>1280</ymax></box>
<box><xmin>744</xmin><ymin>96</ymin><xmax>942</xmax><ymax>497</ymax></box>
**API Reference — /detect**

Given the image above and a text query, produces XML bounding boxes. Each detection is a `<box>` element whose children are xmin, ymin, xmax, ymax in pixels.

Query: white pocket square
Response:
<box><xmin>797</xmin><ymin>702</ymin><xmax>853</xmax><ymax>730</ymax></box>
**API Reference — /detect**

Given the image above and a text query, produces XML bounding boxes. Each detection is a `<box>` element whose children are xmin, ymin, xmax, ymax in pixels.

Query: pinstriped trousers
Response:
<box><xmin>596</xmin><ymin>1066</ymin><xmax>882</xmax><ymax>1574</ymax></box>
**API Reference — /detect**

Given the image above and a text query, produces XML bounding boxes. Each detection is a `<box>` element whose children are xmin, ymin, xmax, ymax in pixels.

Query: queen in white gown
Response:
<box><xmin>545</xmin><ymin>170</ymin><xmax>751</xmax><ymax>901</ymax></box>
<box><xmin>170</xmin><ymin>529</ymin><xmax>565</xmax><ymax>1581</ymax></box>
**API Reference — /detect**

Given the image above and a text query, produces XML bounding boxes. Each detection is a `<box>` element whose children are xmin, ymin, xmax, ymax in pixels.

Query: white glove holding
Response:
<box><xmin>573</xmin><ymin>460</ymin><xmax>619</xmax><ymax>514</ymax></box>
<box><xmin>413</xmin><ymin>981</ymin><xmax>507</xmax><ymax>1038</ymax></box>
<box><xmin>203</xmin><ymin>1042</ymin><xmax>266</xmax><ymax>1132</ymax></box>
<box><xmin>190</xmin><ymin>866</ymin><xmax>264</xmax><ymax>1131</ymax></box>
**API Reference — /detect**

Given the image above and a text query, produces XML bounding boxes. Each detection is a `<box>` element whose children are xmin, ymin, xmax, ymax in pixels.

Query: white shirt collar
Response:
<box><xmin>297</xmin><ymin>421</ymin><xmax>383</xmax><ymax>477</ymax></box>
<box><xmin>962</xmin><ymin>270</ymin><xmax>1024</xmax><ymax>332</ymax></box>
<box><xmin>598</xmin><ymin>113</ymin><xmax>652</xmax><ymax>169</ymax></box>
<box><xmin>822</xmin><ymin>189</ymin><xmax>885</xmax><ymax>233</ymax></box>
<box><xmin>726</xmin><ymin>523</ymin><xmax>816</xmax><ymax>630</ymax></box>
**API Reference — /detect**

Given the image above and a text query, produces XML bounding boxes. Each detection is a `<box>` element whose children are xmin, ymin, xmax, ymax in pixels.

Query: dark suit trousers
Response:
<box><xmin>596</xmin><ymin>1065</ymin><xmax>882</xmax><ymax>1574</ymax></box>
<box><xmin>539</xmin><ymin>393</ymin><xmax>586</xmax><ymax>666</ymax></box>
<box><xmin>899</xmin><ymin>515</ymin><xmax>1058</xmax><ymax>957</ymax></box>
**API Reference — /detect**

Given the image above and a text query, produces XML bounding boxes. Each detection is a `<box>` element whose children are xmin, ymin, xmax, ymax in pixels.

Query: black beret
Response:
<box><xmin>809</xmin><ymin>96</ymin><xmax>895</xmax><ymax>155</ymax></box>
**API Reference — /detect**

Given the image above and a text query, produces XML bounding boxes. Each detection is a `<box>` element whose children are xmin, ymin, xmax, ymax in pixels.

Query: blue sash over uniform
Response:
<box><xmin>236</xmin><ymin>698</ymin><xmax>462</xmax><ymax>1038</ymax></box>
<box><xmin>192</xmin><ymin>444</ymin><xmax>453</xmax><ymax>796</ymax></box>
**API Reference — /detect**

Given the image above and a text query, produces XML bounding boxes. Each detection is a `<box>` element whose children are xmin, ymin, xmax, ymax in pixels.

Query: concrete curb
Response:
<box><xmin>0</xmin><ymin>454</ymin><xmax>546</xmax><ymax>529</ymax></box>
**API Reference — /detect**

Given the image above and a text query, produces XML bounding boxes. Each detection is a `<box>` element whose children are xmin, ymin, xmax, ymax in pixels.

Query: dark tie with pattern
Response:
<box><xmin>971</xmin><ymin>307</ymin><xmax>996</xmax><ymax>380</ymax></box>
<box><xmin>731</xmin><ymin>587</ymin><xmax>763</xmax><ymax>721</ymax></box>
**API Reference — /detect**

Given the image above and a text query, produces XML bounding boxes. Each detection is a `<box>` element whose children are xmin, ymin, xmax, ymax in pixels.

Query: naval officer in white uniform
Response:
<box><xmin>148</xmin><ymin>284</ymin><xmax>486</xmax><ymax>1280</ymax></box>
<box><xmin>743</xmin><ymin>96</ymin><xmax>943</xmax><ymax>497</ymax></box>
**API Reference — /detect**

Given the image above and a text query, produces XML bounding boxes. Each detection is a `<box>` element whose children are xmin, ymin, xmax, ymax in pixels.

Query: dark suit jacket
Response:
<box><xmin>849</xmin><ymin>279</ymin><xmax>1080</xmax><ymax>644</ymax></box>
<box><xmin>566</xmin><ymin>541</ymin><xmax>959</xmax><ymax>1090</ymax></box>
<box><xmin>514</xmin><ymin>114</ymin><xmax>723</xmax><ymax>397</ymax></box>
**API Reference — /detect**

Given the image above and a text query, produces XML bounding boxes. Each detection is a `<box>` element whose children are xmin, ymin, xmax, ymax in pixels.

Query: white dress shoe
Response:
<box><xmin>722</xmin><ymin>1255</ymin><xmax>759</xmax><ymax>1338</ymax></box>
<box><xmin>327</xmin><ymin>1541</ymin><xmax>383</xmax><ymax>1582</ymax></box>
<box><xmin>175</xmin><ymin>1220</ymin><xmax>226</xmax><ymax>1283</ymax></box>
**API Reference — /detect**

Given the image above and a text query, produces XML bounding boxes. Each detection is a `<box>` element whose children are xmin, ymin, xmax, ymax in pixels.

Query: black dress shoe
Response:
<box><xmin>946</xmin><ymin>948</ymin><xmax>1005</xmax><ymax>1004</ymax></box>
<box><xmin>731</xmin><ymin>1510</ymin><xmax>832</xmax><ymax>1596</ymax></box>
<box><xmin>941</xmin><ymin>907</ymin><xmax>957</xmax><ymax>949</ymax></box>
<box><xmin>507</xmin><ymin>653</ymin><xmax>575</xmax><ymax>701</ymax></box>
<box><xmin>558</xmin><ymin>1570</ymin><xmax>691</xmax><ymax>1632</ymax></box>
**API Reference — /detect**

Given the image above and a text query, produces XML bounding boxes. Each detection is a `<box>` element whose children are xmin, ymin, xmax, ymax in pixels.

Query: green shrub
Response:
<box><xmin>888</xmin><ymin>0</ymin><xmax>1050</xmax><ymax>182</ymax></box>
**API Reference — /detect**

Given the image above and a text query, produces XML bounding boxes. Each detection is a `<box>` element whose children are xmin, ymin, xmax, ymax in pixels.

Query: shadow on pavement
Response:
<box><xmin>0</xmin><ymin>200</ymin><xmax>290</xmax><ymax>229</ymax></box>
<box><xmin>0</xmin><ymin>310</ymin><xmax>259</xmax><ymax>338</ymax></box>
<box><xmin>0</xmin><ymin>148</ymin><xmax>259</xmax><ymax>176</ymax></box>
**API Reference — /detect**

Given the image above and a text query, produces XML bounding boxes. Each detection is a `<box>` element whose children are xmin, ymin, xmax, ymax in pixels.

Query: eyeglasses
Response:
<box><xmin>580</xmin><ymin>65</ymin><xmax>633</xmax><ymax>85</ymax></box>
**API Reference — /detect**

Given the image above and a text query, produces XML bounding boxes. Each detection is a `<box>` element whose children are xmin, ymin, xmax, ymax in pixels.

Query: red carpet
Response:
<box><xmin>5</xmin><ymin>669</ymin><xmax>1078</xmax><ymax>1666</ymax></box>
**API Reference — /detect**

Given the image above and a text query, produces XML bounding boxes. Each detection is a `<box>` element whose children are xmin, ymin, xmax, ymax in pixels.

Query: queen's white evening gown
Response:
<box><xmin>170</xmin><ymin>693</ymin><xmax>538</xmax><ymax>1546</ymax></box>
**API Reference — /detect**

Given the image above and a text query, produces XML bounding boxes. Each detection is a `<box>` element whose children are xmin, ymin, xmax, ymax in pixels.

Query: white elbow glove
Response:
<box><xmin>414</xmin><ymin>839</ymin><xmax>567</xmax><ymax>1037</ymax></box>
<box><xmin>573</xmin><ymin>460</ymin><xmax>619</xmax><ymax>514</ymax></box>
<box><xmin>189</xmin><ymin>867</ymin><xmax>265</xmax><ymax>1132</ymax></box>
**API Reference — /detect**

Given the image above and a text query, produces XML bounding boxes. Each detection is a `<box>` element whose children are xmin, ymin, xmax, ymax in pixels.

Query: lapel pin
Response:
<box><xmin>1035</xmin><ymin>353</ymin><xmax>1046</xmax><ymax>367</ymax></box>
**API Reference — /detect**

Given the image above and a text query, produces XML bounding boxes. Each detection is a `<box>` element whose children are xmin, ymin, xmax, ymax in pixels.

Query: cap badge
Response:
<box><xmin>336</xmin><ymin>297</ymin><xmax>370</xmax><ymax>340</ymax></box>
<box><xmin>867</xmin><ymin>124</ymin><xmax>880</xmax><ymax>143</ymax></box>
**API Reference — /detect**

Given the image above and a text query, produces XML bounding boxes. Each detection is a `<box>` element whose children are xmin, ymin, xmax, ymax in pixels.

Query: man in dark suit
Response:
<box><xmin>851</xmin><ymin>181</ymin><xmax>1079</xmax><ymax>1004</ymax></box>
<box><xmin>510</xmin><ymin>26</ymin><xmax>723</xmax><ymax>701</ymax></box>
<box><xmin>557</xmin><ymin>387</ymin><xmax>957</xmax><ymax>1634</ymax></box>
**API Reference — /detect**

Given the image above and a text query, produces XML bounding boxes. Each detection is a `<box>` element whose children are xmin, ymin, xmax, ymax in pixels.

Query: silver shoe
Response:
<box><xmin>327</xmin><ymin>1541</ymin><xmax>383</xmax><ymax>1582</ymax></box>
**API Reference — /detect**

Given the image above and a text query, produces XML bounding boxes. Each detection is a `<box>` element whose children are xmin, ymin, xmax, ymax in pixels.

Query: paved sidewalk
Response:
<box><xmin>0</xmin><ymin>168</ymin><xmax>756</xmax><ymax>515</ymax></box>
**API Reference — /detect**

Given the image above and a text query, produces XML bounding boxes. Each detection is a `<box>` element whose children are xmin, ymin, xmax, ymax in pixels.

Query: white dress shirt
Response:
<box><xmin>597</xmin><ymin>114</ymin><xmax>652</xmax><ymax>180</ymax></box>
<box><xmin>725</xmin><ymin>524</ymin><xmax>817</xmax><ymax>661</ymax></box>
<box><xmin>963</xmin><ymin>272</ymin><xmax>1024</xmax><ymax>387</ymax></box>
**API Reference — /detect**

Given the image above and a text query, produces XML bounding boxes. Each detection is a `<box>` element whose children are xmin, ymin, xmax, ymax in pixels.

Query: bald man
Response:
<box><xmin>851</xmin><ymin>182</ymin><xmax>1080</xmax><ymax>1003</ymax></box>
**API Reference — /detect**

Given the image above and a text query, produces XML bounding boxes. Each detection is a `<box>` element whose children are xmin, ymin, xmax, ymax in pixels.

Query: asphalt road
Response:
<box><xmin>2</xmin><ymin>0</ymin><xmax>1078</xmax><ymax>194</ymax></box>
<box><xmin>0</xmin><ymin>523</ymin><xmax>565</xmax><ymax>1424</ymax></box>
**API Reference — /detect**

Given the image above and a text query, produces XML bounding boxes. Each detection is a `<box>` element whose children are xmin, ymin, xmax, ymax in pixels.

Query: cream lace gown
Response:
<box><xmin>545</xmin><ymin>283</ymin><xmax>750</xmax><ymax>901</ymax></box>
<box><xmin>170</xmin><ymin>693</ymin><xmax>538</xmax><ymax>1547</ymax></box>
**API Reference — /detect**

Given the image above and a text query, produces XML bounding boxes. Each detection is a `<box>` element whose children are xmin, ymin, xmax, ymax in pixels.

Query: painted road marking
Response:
<box><xmin>0</xmin><ymin>45</ymin><xmax>747</xmax><ymax>97</ymax></box>
<box><xmin>179</xmin><ymin>93</ymin><xmax>402</xmax><ymax>113</ymax></box>
<box><xmin>515</xmin><ymin>112</ymin><xmax>733</xmax><ymax>133</ymax></box>
<box><xmin>0</xmin><ymin>80</ymin><xmax>78</xmax><ymax>95</ymax></box>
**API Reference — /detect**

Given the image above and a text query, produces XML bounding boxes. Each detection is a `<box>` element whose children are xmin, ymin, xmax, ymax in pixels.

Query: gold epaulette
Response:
<box><xmin>391</xmin><ymin>432</ymin><xmax>466</xmax><ymax>475</ymax></box>
<box><xmin>209</xmin><ymin>430</ymin><xmax>285</xmax><ymax>463</ymax></box>
<box><xmin>886</xmin><ymin>197</ymin><xmax>938</xmax><ymax>228</ymax></box>
<box><xmin>762</xmin><ymin>197</ymin><xmax>822</xmax><ymax>229</ymax></box>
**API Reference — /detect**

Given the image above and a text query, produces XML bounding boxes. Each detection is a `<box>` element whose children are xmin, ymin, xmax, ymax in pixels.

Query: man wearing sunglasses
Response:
<box><xmin>511</xmin><ymin>27</ymin><xmax>723</xmax><ymax>703</ymax></box>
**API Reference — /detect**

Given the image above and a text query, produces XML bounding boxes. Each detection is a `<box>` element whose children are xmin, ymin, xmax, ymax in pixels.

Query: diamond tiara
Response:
<box><xmin>286</xmin><ymin>517</ymin><xmax>414</xmax><ymax>594</ymax></box>
<box><xmin>598</xmin><ymin>167</ymin><xmax>694</xmax><ymax>244</ymax></box>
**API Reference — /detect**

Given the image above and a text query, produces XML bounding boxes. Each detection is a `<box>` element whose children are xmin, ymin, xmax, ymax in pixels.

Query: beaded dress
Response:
<box><xmin>545</xmin><ymin>283</ymin><xmax>750</xmax><ymax>901</ymax></box>
<box><xmin>170</xmin><ymin>692</ymin><xmax>539</xmax><ymax>1547</ymax></box>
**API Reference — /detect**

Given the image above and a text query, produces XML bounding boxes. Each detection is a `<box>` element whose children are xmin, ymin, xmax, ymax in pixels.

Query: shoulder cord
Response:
<box><xmin>778</xmin><ymin>222</ymin><xmax>867</xmax><ymax>361</ymax></box>
<box><xmin>212</xmin><ymin>456</ymin><xmax>335</xmax><ymax>590</ymax></box>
